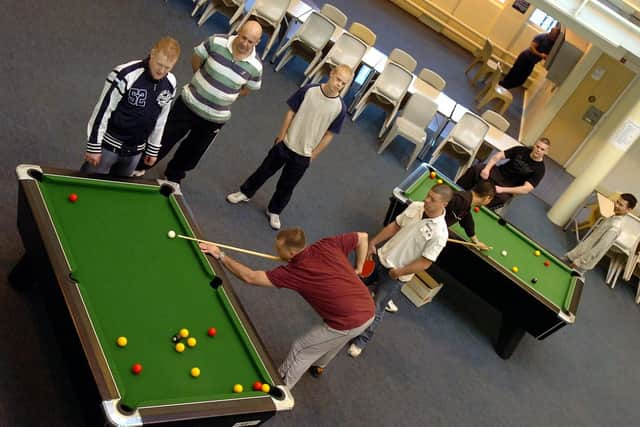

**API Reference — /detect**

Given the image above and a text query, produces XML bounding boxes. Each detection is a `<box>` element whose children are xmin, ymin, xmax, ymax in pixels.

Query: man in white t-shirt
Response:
<box><xmin>348</xmin><ymin>184</ymin><xmax>453</xmax><ymax>358</ymax></box>
<box><xmin>226</xmin><ymin>65</ymin><xmax>353</xmax><ymax>230</ymax></box>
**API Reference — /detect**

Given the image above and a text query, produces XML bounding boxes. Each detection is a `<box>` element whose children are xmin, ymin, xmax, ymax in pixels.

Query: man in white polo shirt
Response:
<box><xmin>226</xmin><ymin>64</ymin><xmax>353</xmax><ymax>230</ymax></box>
<box><xmin>347</xmin><ymin>184</ymin><xmax>453</xmax><ymax>358</ymax></box>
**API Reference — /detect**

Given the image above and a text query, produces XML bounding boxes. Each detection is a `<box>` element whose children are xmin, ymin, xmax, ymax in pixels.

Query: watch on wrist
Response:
<box><xmin>218</xmin><ymin>251</ymin><xmax>226</xmax><ymax>262</ymax></box>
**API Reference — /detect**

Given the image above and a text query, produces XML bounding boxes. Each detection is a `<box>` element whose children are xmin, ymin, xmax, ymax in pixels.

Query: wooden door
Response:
<box><xmin>542</xmin><ymin>54</ymin><xmax>634</xmax><ymax>165</ymax></box>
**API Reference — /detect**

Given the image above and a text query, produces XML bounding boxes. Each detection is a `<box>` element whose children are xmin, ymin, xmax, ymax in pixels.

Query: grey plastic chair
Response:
<box><xmin>481</xmin><ymin>110</ymin><xmax>510</xmax><ymax>132</ymax></box>
<box><xmin>351</xmin><ymin>60</ymin><xmax>415</xmax><ymax>138</ymax></box>
<box><xmin>229</xmin><ymin>0</ymin><xmax>292</xmax><ymax>61</ymax></box>
<box><xmin>430</xmin><ymin>112</ymin><xmax>489</xmax><ymax>181</ymax></box>
<box><xmin>319</xmin><ymin>3</ymin><xmax>347</xmax><ymax>27</ymax></box>
<box><xmin>377</xmin><ymin>93</ymin><xmax>439</xmax><ymax>170</ymax></box>
<box><xmin>273</xmin><ymin>11</ymin><xmax>337</xmax><ymax>74</ymax></box>
<box><xmin>466</xmin><ymin>39</ymin><xmax>498</xmax><ymax>85</ymax></box>
<box><xmin>302</xmin><ymin>22</ymin><xmax>375</xmax><ymax>96</ymax></box>
<box><xmin>418</xmin><ymin>68</ymin><xmax>446</xmax><ymax>92</ymax></box>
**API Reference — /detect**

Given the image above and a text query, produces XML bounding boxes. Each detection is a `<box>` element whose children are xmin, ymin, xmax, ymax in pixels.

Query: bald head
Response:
<box><xmin>232</xmin><ymin>21</ymin><xmax>263</xmax><ymax>58</ymax></box>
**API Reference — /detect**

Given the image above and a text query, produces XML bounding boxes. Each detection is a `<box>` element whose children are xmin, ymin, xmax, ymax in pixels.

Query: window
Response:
<box><xmin>529</xmin><ymin>8</ymin><xmax>558</xmax><ymax>31</ymax></box>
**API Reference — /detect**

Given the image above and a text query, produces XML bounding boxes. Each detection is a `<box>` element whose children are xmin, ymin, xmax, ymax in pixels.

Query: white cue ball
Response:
<box><xmin>501</xmin><ymin>250</ymin><xmax>507</xmax><ymax>256</ymax></box>
<box><xmin>168</xmin><ymin>230</ymin><xmax>177</xmax><ymax>239</ymax></box>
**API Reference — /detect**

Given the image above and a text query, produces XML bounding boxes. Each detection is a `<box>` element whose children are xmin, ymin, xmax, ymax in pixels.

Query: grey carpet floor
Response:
<box><xmin>1</xmin><ymin>1</ymin><xmax>638</xmax><ymax>426</ymax></box>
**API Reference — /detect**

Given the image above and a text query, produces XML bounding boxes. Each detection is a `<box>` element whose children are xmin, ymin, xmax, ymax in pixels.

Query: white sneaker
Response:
<box><xmin>131</xmin><ymin>170</ymin><xmax>146</xmax><ymax>177</ymax></box>
<box><xmin>385</xmin><ymin>299</ymin><xmax>399</xmax><ymax>313</ymax></box>
<box><xmin>226</xmin><ymin>191</ymin><xmax>250</xmax><ymax>204</ymax></box>
<box><xmin>266</xmin><ymin>209</ymin><xmax>281</xmax><ymax>230</ymax></box>
<box><xmin>347</xmin><ymin>343</ymin><xmax>363</xmax><ymax>358</ymax></box>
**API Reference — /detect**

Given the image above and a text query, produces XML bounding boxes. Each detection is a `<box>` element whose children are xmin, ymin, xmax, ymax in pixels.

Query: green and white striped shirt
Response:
<box><xmin>182</xmin><ymin>34</ymin><xmax>262</xmax><ymax>123</ymax></box>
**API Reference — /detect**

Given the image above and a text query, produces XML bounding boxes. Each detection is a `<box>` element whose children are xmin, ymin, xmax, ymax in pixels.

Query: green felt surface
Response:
<box><xmin>403</xmin><ymin>171</ymin><xmax>575</xmax><ymax>311</ymax></box>
<box><xmin>37</xmin><ymin>174</ymin><xmax>271</xmax><ymax>409</ymax></box>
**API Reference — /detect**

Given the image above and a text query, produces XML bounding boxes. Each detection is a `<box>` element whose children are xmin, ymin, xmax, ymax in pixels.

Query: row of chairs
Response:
<box><xmin>190</xmin><ymin>1</ymin><xmax>510</xmax><ymax>178</ymax></box>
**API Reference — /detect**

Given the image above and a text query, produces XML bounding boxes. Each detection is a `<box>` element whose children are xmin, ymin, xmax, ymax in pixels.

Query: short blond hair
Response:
<box><xmin>333</xmin><ymin>64</ymin><xmax>354</xmax><ymax>80</ymax></box>
<box><xmin>152</xmin><ymin>36</ymin><xmax>181</xmax><ymax>61</ymax></box>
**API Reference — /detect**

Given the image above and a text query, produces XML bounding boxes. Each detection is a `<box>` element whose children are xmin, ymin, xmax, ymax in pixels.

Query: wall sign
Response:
<box><xmin>513</xmin><ymin>0</ymin><xmax>530</xmax><ymax>14</ymax></box>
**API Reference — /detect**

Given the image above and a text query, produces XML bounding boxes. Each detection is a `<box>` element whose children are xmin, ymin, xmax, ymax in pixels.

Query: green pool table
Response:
<box><xmin>384</xmin><ymin>164</ymin><xmax>584</xmax><ymax>359</ymax></box>
<box><xmin>10</xmin><ymin>165</ymin><xmax>293</xmax><ymax>426</ymax></box>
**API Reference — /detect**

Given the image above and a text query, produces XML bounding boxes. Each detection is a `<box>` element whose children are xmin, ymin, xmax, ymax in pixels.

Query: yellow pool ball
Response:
<box><xmin>190</xmin><ymin>367</ymin><xmax>201</xmax><ymax>378</ymax></box>
<box><xmin>187</xmin><ymin>337</ymin><xmax>197</xmax><ymax>348</ymax></box>
<box><xmin>437</xmin><ymin>179</ymin><xmax>443</xmax><ymax>184</ymax></box>
<box><xmin>512</xmin><ymin>266</ymin><xmax>519</xmax><ymax>273</ymax></box>
<box><xmin>534</xmin><ymin>250</ymin><xmax>541</xmax><ymax>256</ymax></box>
<box><xmin>175</xmin><ymin>342</ymin><xmax>186</xmax><ymax>353</ymax></box>
<box><xmin>179</xmin><ymin>328</ymin><xmax>189</xmax><ymax>338</ymax></box>
<box><xmin>116</xmin><ymin>337</ymin><xmax>128</xmax><ymax>347</ymax></box>
<box><xmin>261</xmin><ymin>383</ymin><xmax>271</xmax><ymax>393</ymax></box>
<box><xmin>429</xmin><ymin>171</ymin><xmax>436</xmax><ymax>179</ymax></box>
<box><xmin>233</xmin><ymin>384</ymin><xmax>243</xmax><ymax>393</ymax></box>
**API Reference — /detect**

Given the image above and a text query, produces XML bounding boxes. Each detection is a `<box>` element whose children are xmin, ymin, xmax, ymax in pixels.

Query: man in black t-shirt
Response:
<box><xmin>456</xmin><ymin>137</ymin><xmax>550</xmax><ymax>209</ymax></box>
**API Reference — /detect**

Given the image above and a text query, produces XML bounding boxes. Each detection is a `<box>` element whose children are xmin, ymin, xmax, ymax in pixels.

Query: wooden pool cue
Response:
<box><xmin>176</xmin><ymin>234</ymin><xmax>282</xmax><ymax>261</ymax></box>
<box><xmin>447</xmin><ymin>238</ymin><xmax>492</xmax><ymax>250</ymax></box>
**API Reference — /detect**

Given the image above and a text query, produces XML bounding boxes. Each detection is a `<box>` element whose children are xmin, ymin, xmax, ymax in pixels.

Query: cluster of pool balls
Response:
<box><xmin>115</xmin><ymin>327</ymin><xmax>270</xmax><ymax>393</ymax></box>
<box><xmin>497</xmin><ymin>248</ymin><xmax>552</xmax><ymax>284</ymax></box>
<box><xmin>428</xmin><ymin>171</ymin><xmax>444</xmax><ymax>184</ymax></box>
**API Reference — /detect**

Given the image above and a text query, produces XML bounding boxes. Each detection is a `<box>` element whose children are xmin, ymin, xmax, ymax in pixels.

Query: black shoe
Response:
<box><xmin>309</xmin><ymin>366</ymin><xmax>324</xmax><ymax>378</ymax></box>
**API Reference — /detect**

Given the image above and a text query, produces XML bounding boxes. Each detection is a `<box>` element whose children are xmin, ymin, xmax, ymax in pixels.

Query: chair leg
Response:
<box><xmin>261</xmin><ymin>24</ymin><xmax>280</xmax><ymax>61</ymax></box>
<box><xmin>476</xmin><ymin>92</ymin><xmax>492</xmax><ymax>110</ymax></box>
<box><xmin>192</xmin><ymin>0</ymin><xmax>207</xmax><ymax>16</ymax></box>
<box><xmin>465</xmin><ymin>59</ymin><xmax>480</xmax><ymax>75</ymax></box>
<box><xmin>197</xmin><ymin>4</ymin><xmax>218</xmax><ymax>26</ymax></box>
<box><xmin>498</xmin><ymin>98</ymin><xmax>512</xmax><ymax>115</ymax></box>
<box><xmin>471</xmin><ymin>64</ymin><xmax>488</xmax><ymax>85</ymax></box>
<box><xmin>228</xmin><ymin>13</ymin><xmax>247</xmax><ymax>35</ymax></box>
<box><xmin>635</xmin><ymin>278</ymin><xmax>640</xmax><ymax>304</ymax></box>
<box><xmin>623</xmin><ymin>254</ymin><xmax>638</xmax><ymax>281</ymax></box>
<box><xmin>274</xmin><ymin>49</ymin><xmax>294</xmax><ymax>72</ymax></box>
<box><xmin>379</xmin><ymin>104</ymin><xmax>401</xmax><ymax>139</ymax></box>
<box><xmin>378</xmin><ymin>128</ymin><xmax>399</xmax><ymax>154</ymax></box>
<box><xmin>406</xmin><ymin>140</ymin><xmax>425</xmax><ymax>170</ymax></box>
<box><xmin>228</xmin><ymin>7</ymin><xmax>244</xmax><ymax>26</ymax></box>
<box><xmin>304</xmin><ymin>53</ymin><xmax>322</xmax><ymax>76</ymax></box>
<box><xmin>351</xmin><ymin>100</ymin><xmax>368</xmax><ymax>122</ymax></box>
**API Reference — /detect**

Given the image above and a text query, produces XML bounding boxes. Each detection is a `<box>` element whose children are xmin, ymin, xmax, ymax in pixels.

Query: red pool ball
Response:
<box><xmin>544</xmin><ymin>261</ymin><xmax>551</xmax><ymax>267</ymax></box>
<box><xmin>473</xmin><ymin>207</ymin><xmax>480</xmax><ymax>212</ymax></box>
<box><xmin>131</xmin><ymin>363</ymin><xmax>143</xmax><ymax>375</ymax></box>
<box><xmin>207</xmin><ymin>327</ymin><xmax>217</xmax><ymax>337</ymax></box>
<box><xmin>68</xmin><ymin>193</ymin><xmax>78</xmax><ymax>203</ymax></box>
<box><xmin>252</xmin><ymin>381</ymin><xmax>263</xmax><ymax>391</ymax></box>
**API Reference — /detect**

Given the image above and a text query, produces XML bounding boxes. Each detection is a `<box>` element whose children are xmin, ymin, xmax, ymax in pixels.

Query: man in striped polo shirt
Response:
<box><xmin>133</xmin><ymin>21</ymin><xmax>263</xmax><ymax>183</ymax></box>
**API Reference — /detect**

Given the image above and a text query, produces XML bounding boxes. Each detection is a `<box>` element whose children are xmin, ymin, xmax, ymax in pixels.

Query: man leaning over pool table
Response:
<box><xmin>199</xmin><ymin>229</ymin><xmax>374</xmax><ymax>388</ymax></box>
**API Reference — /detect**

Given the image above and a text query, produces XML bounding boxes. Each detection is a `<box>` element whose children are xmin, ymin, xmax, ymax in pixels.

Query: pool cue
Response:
<box><xmin>176</xmin><ymin>234</ymin><xmax>282</xmax><ymax>261</ymax></box>
<box><xmin>447</xmin><ymin>238</ymin><xmax>492</xmax><ymax>250</ymax></box>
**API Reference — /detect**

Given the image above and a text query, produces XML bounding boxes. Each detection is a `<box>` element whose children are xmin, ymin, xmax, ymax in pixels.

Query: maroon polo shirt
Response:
<box><xmin>266</xmin><ymin>233</ymin><xmax>375</xmax><ymax>330</ymax></box>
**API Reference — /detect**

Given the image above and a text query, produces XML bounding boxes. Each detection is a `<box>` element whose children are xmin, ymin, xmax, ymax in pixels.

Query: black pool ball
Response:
<box><xmin>171</xmin><ymin>334</ymin><xmax>181</xmax><ymax>343</ymax></box>
<box><xmin>531</xmin><ymin>278</ymin><xmax>538</xmax><ymax>284</ymax></box>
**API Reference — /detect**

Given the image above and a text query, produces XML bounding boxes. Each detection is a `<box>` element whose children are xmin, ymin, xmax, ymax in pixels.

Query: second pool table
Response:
<box><xmin>384</xmin><ymin>164</ymin><xmax>584</xmax><ymax>359</ymax></box>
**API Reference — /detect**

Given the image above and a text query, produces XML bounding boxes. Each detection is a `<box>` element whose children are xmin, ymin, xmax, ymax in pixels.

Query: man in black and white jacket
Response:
<box><xmin>82</xmin><ymin>37</ymin><xmax>180</xmax><ymax>177</ymax></box>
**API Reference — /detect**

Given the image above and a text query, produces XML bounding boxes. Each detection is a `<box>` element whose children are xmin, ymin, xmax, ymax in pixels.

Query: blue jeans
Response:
<box><xmin>351</xmin><ymin>257</ymin><xmax>402</xmax><ymax>349</ymax></box>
